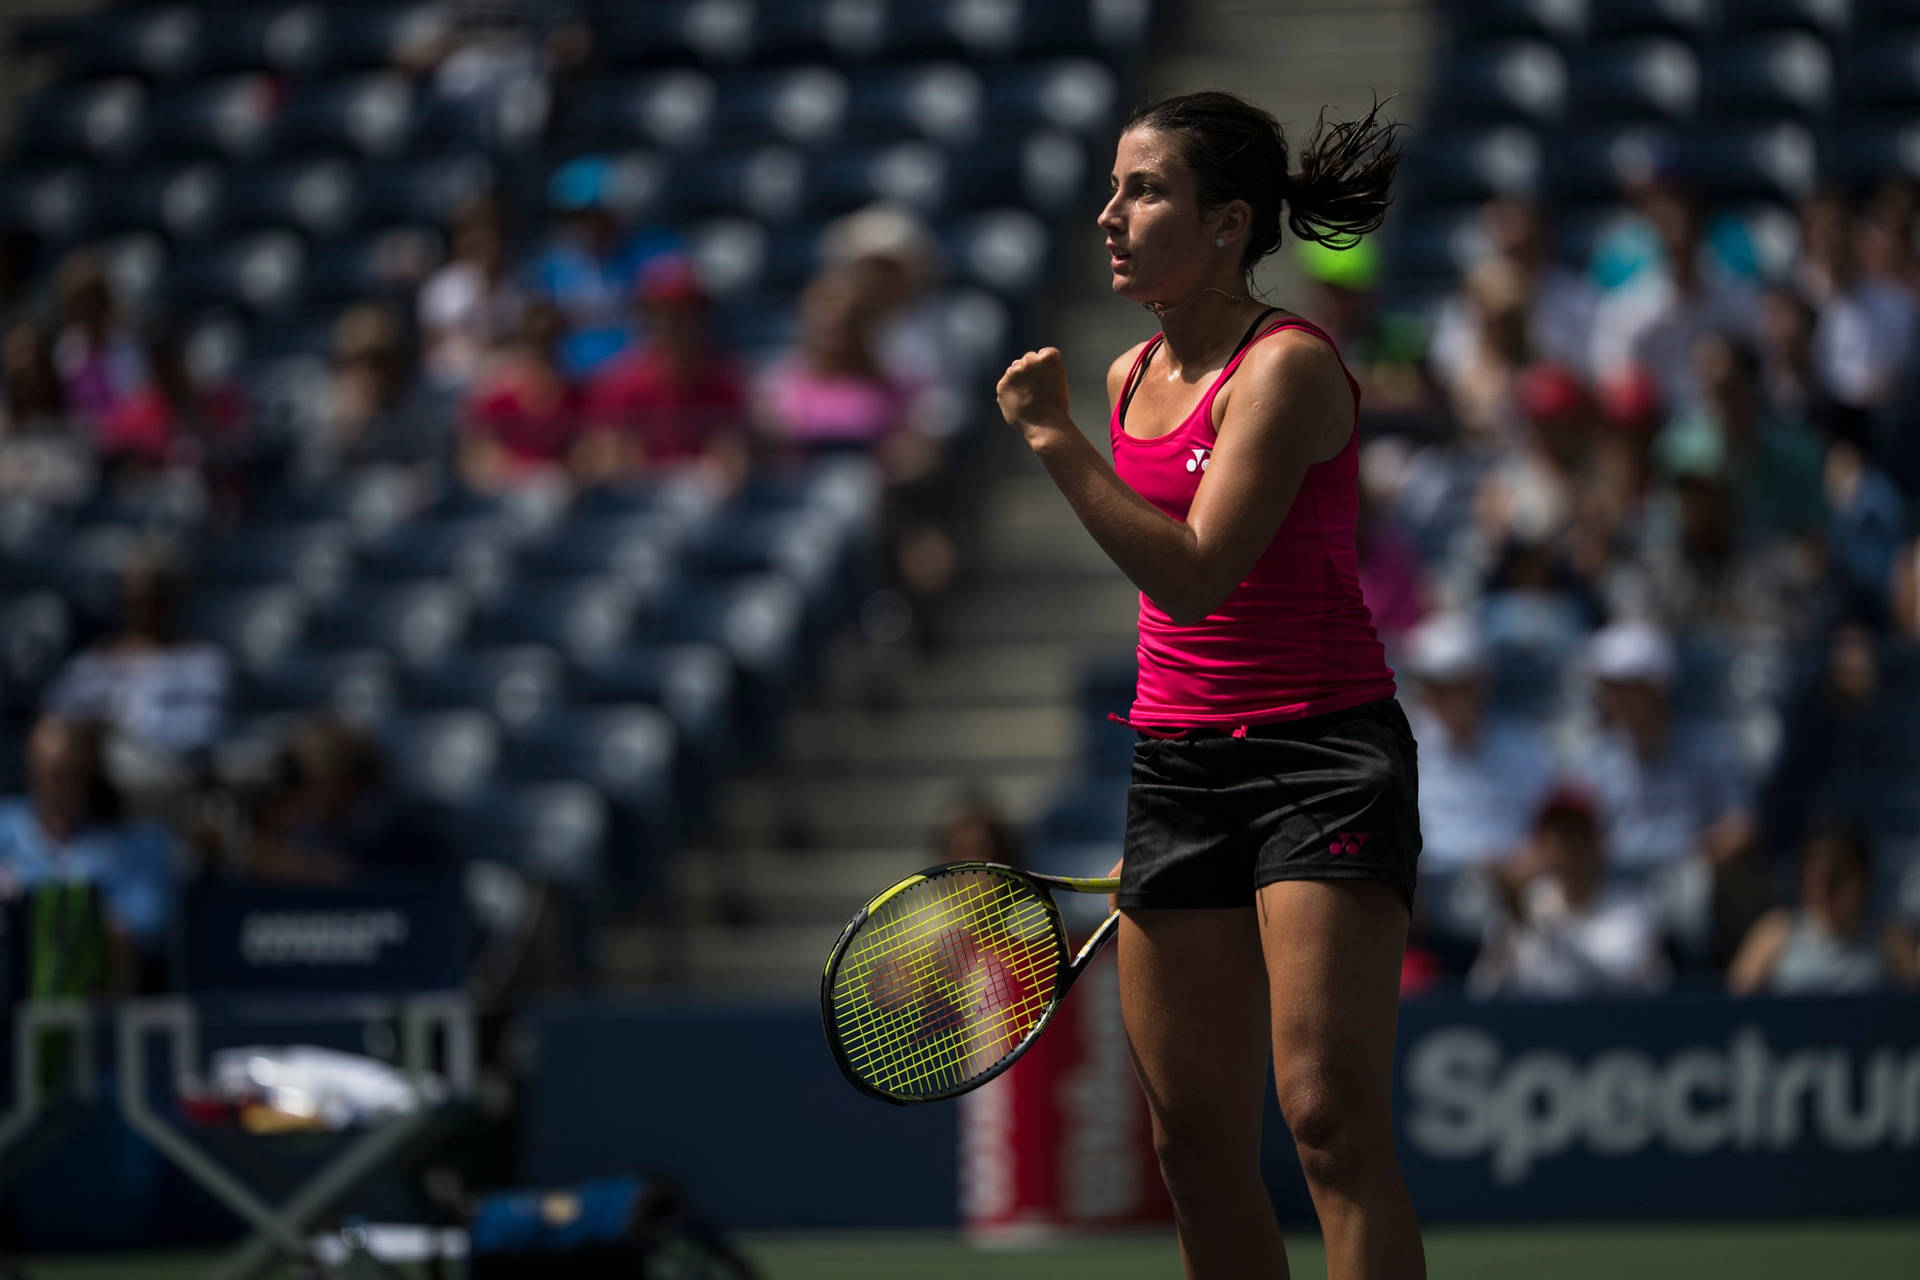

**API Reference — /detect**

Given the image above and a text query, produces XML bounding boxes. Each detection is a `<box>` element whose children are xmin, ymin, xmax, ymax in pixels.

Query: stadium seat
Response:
<box><xmin>1440</xmin><ymin>41</ymin><xmax>1571</xmax><ymax>123</ymax></box>
<box><xmin>655</xmin><ymin>575</ymin><xmax>806</xmax><ymax>688</ymax></box>
<box><xmin>167</xmin><ymin>231</ymin><xmax>307</xmax><ymax>316</ymax></box>
<box><xmin>304</xmin><ymin>226</ymin><xmax>446</xmax><ymax>304</ymax></box>
<box><xmin>274</xmin><ymin>75</ymin><xmax>419</xmax><ymax>159</ymax></box>
<box><xmin>64</xmin><ymin>6</ymin><xmax>206</xmax><ymax>80</ymax></box>
<box><xmin>145</xmin><ymin>75</ymin><xmax>279</xmax><ymax>161</ymax></box>
<box><xmin>197</xmin><ymin>4</ymin><xmax>331</xmax><ymax>76</ymax></box>
<box><xmin>712</xmin><ymin>67</ymin><xmax>852</xmax><ymax>146</ymax></box>
<box><xmin>1682</xmin><ymin>123</ymin><xmax>1820</xmax><ymax>198</ymax></box>
<box><xmin>405</xmin><ymin>644</ymin><xmax>568</xmax><ymax>732</ymax></box>
<box><xmin>517</xmin><ymin>514</ymin><xmax>685</xmax><ymax>598</ymax></box>
<box><xmin>1828</xmin><ymin>123</ymin><xmax>1920</xmax><ymax>185</ymax></box>
<box><xmin>360</xmin><ymin>516</ymin><xmax>517</xmax><ymax>608</ymax></box>
<box><xmin>503</xmin><ymin>702</ymin><xmax>681</xmax><ymax>871</ymax></box>
<box><xmin>223</xmin><ymin>160</ymin><xmax>364</xmax><ymax>237</ymax></box>
<box><xmin>945</xmin><ymin>130</ymin><xmax>1090</xmax><ymax>214</ymax></box>
<box><xmin>687</xmin><ymin>215</ymin><xmax>777</xmax><ymax>294</ymax></box>
<box><xmin>803</xmin><ymin>140</ymin><xmax>948</xmax><ymax>217</ymax></box>
<box><xmin>252</xmin><ymin>465</ymin><xmax>425</xmax><ymax>545</ymax></box>
<box><xmin>186</xmin><ymin>585</ymin><xmax>310</xmax><ymax>674</ymax></box>
<box><xmin>16</xmin><ymin>80</ymin><xmax>148</xmax><ymax>162</ymax></box>
<box><xmin>317</xmin><ymin>3</ymin><xmax>454</xmax><ymax>73</ymax></box>
<box><xmin>1391</xmin><ymin>205</ymin><xmax>1491</xmax><ymax>281</ymax></box>
<box><xmin>846</xmin><ymin>64</ymin><xmax>987</xmax><ymax>145</ymax></box>
<box><xmin>0</xmin><ymin>592</ymin><xmax>75</xmax><ymax>716</ymax></box>
<box><xmin>0</xmin><ymin>167</ymin><xmax>94</xmax><ymax>243</ymax></box>
<box><xmin>597</xmin><ymin>0</ymin><xmax>758</xmax><ymax>67</ymax></box>
<box><xmin>571</xmin><ymin>642</ymin><xmax>734</xmax><ymax>755</ymax></box>
<box><xmin>357</xmin><ymin>154</ymin><xmax>498</xmax><ymax>228</ymax></box>
<box><xmin>944</xmin><ymin>208</ymin><xmax>1052</xmax><ymax>294</ymax></box>
<box><xmin>1844</xmin><ymin>34</ymin><xmax>1920</xmax><ymax>109</ymax></box>
<box><xmin>687</xmin><ymin>509</ymin><xmax>852</xmax><ymax>619</ymax></box>
<box><xmin>89</xmin><ymin>165</ymin><xmax>228</xmax><ymax>243</ymax></box>
<box><xmin>563</xmin><ymin>71</ymin><xmax>719</xmax><ymax>149</ymax></box>
<box><xmin>1570</xmin><ymin>40</ymin><xmax>1702</xmax><ymax>122</ymax></box>
<box><xmin>316</xmin><ymin>579</ymin><xmax>474</xmax><ymax>670</ymax></box>
<box><xmin>1546</xmin><ymin>123</ymin><xmax>1681</xmax><ymax>200</ymax></box>
<box><xmin>985</xmin><ymin>59</ymin><xmax>1121</xmax><ymax>137</ymax></box>
<box><xmin>444</xmin><ymin>781</ymin><xmax>610</xmax><ymax>893</ymax></box>
<box><xmin>1723</xmin><ymin>0</ymin><xmax>1852</xmax><ymax>37</ymax></box>
<box><xmin>197</xmin><ymin>520</ymin><xmax>355</xmax><ymax>606</ymax></box>
<box><xmin>1705</xmin><ymin>33</ymin><xmax>1834</xmax><ymax>117</ymax></box>
<box><xmin>422</xmin><ymin>482</ymin><xmax>571</xmax><ymax>542</ymax></box>
<box><xmin>238</xmin><ymin>646</ymin><xmax>399</xmax><ymax>724</ymax></box>
<box><xmin>1584</xmin><ymin>0</ymin><xmax>1714</xmax><ymax>39</ymax></box>
<box><xmin>1405</xmin><ymin>126</ymin><xmax>1545</xmax><ymax>201</ymax></box>
<box><xmin>669</xmin><ymin>146</ymin><xmax>810</xmax><ymax>224</ymax></box>
<box><xmin>381</xmin><ymin>708</ymin><xmax>500</xmax><ymax>807</ymax></box>
<box><xmin>988</xmin><ymin>0</ymin><xmax>1157</xmax><ymax>59</ymax></box>
<box><xmin>481</xmin><ymin>577</ymin><xmax>650</xmax><ymax>664</ymax></box>
<box><xmin>1436</xmin><ymin>0</ymin><xmax>1588</xmax><ymax>42</ymax></box>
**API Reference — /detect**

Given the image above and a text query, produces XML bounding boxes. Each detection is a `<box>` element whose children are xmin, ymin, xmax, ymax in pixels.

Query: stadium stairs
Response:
<box><xmin>603</xmin><ymin>0</ymin><xmax>1437</xmax><ymax>993</ymax></box>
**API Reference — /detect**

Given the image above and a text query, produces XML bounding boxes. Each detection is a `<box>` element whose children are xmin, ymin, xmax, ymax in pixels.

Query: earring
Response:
<box><xmin>1216</xmin><ymin>237</ymin><xmax>1226</xmax><ymax>247</ymax></box>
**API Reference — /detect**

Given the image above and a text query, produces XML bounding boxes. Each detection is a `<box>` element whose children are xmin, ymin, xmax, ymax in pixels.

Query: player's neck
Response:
<box><xmin>1155</xmin><ymin>286</ymin><xmax>1266</xmax><ymax>375</ymax></box>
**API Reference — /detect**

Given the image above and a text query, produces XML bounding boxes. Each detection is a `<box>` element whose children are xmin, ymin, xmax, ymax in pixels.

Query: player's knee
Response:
<box><xmin>1275</xmin><ymin>1067</ymin><xmax>1375</xmax><ymax>1191</ymax></box>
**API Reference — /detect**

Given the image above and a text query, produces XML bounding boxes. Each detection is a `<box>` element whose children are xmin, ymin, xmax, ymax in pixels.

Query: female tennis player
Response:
<box><xmin>996</xmin><ymin>92</ymin><xmax>1425</xmax><ymax>1278</ymax></box>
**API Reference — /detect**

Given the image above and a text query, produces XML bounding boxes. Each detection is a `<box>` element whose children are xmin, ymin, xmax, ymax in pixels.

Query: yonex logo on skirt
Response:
<box><xmin>1329</xmin><ymin>832</ymin><xmax>1369</xmax><ymax>856</ymax></box>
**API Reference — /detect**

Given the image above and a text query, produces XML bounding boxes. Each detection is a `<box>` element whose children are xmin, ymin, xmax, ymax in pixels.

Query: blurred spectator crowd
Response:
<box><xmin>1358</xmin><ymin>1</ymin><xmax>1920</xmax><ymax>998</ymax></box>
<box><xmin>0</xmin><ymin>0</ymin><xmax>1156</xmax><ymax>1002</ymax></box>
<box><xmin>1039</xmin><ymin>0</ymin><xmax>1920</xmax><ymax>1002</ymax></box>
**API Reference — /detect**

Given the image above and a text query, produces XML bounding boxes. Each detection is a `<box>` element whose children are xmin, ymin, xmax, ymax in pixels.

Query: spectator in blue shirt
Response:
<box><xmin>529</xmin><ymin>160</ymin><xmax>682</xmax><ymax>378</ymax></box>
<box><xmin>1572</xmin><ymin>620</ymin><xmax>1761</xmax><ymax>962</ymax></box>
<box><xmin>1403</xmin><ymin>612</ymin><xmax>1558</xmax><ymax>949</ymax></box>
<box><xmin>0</xmin><ymin>715</ymin><xmax>177</xmax><ymax>985</ymax></box>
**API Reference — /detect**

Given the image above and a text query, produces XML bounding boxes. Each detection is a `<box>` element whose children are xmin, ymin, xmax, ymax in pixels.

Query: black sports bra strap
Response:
<box><xmin>1231</xmin><ymin>306</ymin><xmax>1284</xmax><ymax>360</ymax></box>
<box><xmin>1117</xmin><ymin>334</ymin><xmax>1162</xmax><ymax>427</ymax></box>
<box><xmin>1117</xmin><ymin>308</ymin><xmax>1282</xmax><ymax>429</ymax></box>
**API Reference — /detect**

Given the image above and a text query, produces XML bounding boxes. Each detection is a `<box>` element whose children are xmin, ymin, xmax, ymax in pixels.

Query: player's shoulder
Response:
<box><xmin>1238</xmin><ymin>321</ymin><xmax>1344</xmax><ymax>387</ymax></box>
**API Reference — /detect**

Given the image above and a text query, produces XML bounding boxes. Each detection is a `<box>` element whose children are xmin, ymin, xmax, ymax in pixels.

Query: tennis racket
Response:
<box><xmin>820</xmin><ymin>861</ymin><xmax>1120</xmax><ymax>1105</ymax></box>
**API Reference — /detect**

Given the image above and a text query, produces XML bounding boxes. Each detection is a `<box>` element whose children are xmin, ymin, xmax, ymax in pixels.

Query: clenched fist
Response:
<box><xmin>995</xmin><ymin>347</ymin><xmax>1071</xmax><ymax>435</ymax></box>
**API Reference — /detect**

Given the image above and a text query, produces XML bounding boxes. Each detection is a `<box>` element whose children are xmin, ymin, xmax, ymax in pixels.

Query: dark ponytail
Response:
<box><xmin>1125</xmin><ymin>91</ymin><xmax>1404</xmax><ymax>270</ymax></box>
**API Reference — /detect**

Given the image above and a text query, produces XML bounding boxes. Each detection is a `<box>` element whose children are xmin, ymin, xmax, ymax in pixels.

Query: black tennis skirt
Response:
<box><xmin>1117</xmin><ymin>697</ymin><xmax>1422</xmax><ymax>911</ymax></box>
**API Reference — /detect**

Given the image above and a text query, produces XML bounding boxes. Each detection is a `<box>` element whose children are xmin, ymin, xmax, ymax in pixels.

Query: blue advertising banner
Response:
<box><xmin>181</xmin><ymin>877</ymin><xmax>466</xmax><ymax>995</ymax></box>
<box><xmin>519</xmin><ymin>992</ymin><xmax>1920</xmax><ymax>1230</ymax></box>
<box><xmin>1382</xmin><ymin>992</ymin><xmax>1920</xmax><ymax>1221</ymax></box>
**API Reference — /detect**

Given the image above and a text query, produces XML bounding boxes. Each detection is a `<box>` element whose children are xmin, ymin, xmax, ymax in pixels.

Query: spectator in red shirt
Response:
<box><xmin>459</xmin><ymin>301</ymin><xmax>586</xmax><ymax>491</ymax></box>
<box><xmin>97</xmin><ymin>328</ymin><xmax>247</xmax><ymax>475</ymax></box>
<box><xmin>579</xmin><ymin>255</ymin><xmax>749</xmax><ymax>493</ymax></box>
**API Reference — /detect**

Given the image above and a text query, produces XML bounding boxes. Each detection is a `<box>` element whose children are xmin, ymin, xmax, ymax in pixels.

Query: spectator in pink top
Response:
<box><xmin>757</xmin><ymin>270</ymin><xmax>908</xmax><ymax>456</ymax></box>
<box><xmin>580</xmin><ymin>256</ymin><xmax>749</xmax><ymax>492</ymax></box>
<box><xmin>460</xmin><ymin>301</ymin><xmax>586</xmax><ymax>490</ymax></box>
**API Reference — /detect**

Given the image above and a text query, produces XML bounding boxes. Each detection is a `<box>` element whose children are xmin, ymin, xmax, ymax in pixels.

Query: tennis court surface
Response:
<box><xmin>20</xmin><ymin>1220</ymin><xmax>1920</xmax><ymax>1279</ymax></box>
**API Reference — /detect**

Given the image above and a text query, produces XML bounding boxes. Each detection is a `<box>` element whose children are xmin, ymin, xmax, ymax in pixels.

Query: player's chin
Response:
<box><xmin>1108</xmin><ymin>268</ymin><xmax>1148</xmax><ymax>299</ymax></box>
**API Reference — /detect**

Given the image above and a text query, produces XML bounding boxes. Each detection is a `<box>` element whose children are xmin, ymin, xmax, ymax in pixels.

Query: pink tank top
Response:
<box><xmin>1110</xmin><ymin>316</ymin><xmax>1396</xmax><ymax>728</ymax></box>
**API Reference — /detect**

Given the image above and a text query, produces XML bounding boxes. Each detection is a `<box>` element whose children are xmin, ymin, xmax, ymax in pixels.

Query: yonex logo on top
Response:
<box><xmin>1185</xmin><ymin>448</ymin><xmax>1210</xmax><ymax>473</ymax></box>
<box><xmin>1329</xmin><ymin>832</ymin><xmax>1369</xmax><ymax>856</ymax></box>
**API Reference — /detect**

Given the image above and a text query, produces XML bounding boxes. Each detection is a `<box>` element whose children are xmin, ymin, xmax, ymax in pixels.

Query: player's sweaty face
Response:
<box><xmin>1098</xmin><ymin>128</ymin><xmax>1211</xmax><ymax>301</ymax></box>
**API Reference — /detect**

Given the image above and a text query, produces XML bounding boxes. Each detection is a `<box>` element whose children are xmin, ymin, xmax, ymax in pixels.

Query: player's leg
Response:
<box><xmin>1118</xmin><ymin>905</ymin><xmax>1286</xmax><ymax>1279</ymax></box>
<box><xmin>1258</xmin><ymin>879</ymin><xmax>1425</xmax><ymax>1280</ymax></box>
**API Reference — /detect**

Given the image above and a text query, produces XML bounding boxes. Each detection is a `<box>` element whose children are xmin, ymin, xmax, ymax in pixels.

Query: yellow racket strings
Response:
<box><xmin>831</xmin><ymin>870</ymin><xmax>1063</xmax><ymax>1096</ymax></box>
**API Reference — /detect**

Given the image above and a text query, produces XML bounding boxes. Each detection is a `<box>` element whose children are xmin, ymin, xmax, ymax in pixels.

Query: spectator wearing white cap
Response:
<box><xmin>1571</xmin><ymin>619</ymin><xmax>1759</xmax><ymax>959</ymax></box>
<box><xmin>1404</xmin><ymin>613</ymin><xmax>1558</xmax><ymax>878</ymax></box>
